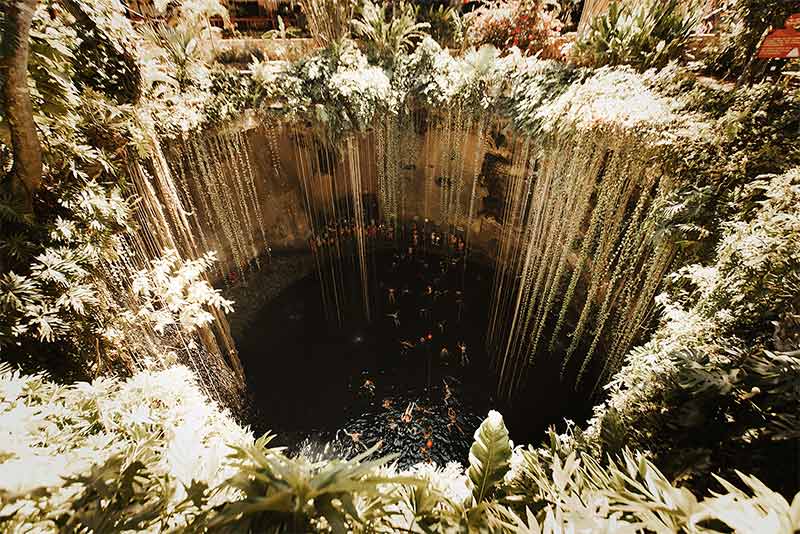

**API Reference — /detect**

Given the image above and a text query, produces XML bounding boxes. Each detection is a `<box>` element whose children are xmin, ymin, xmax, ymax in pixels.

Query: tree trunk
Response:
<box><xmin>1</xmin><ymin>0</ymin><xmax>43</xmax><ymax>211</ymax></box>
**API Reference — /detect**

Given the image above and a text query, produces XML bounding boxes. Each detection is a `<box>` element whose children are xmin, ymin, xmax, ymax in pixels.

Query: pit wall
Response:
<box><xmin>133</xmin><ymin>109</ymin><xmax>672</xmax><ymax>406</ymax></box>
<box><xmin>156</xmin><ymin>112</ymin><xmax>499</xmax><ymax>282</ymax></box>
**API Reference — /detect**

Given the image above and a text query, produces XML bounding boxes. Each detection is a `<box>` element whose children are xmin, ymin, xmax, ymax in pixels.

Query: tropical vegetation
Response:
<box><xmin>1</xmin><ymin>0</ymin><xmax>798</xmax><ymax>531</ymax></box>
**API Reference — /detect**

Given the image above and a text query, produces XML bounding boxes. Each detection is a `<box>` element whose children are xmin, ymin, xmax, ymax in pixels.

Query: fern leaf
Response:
<box><xmin>468</xmin><ymin>410</ymin><xmax>511</xmax><ymax>504</ymax></box>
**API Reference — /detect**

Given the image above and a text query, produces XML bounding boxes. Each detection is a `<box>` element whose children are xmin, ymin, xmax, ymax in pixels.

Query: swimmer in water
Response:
<box><xmin>458</xmin><ymin>341</ymin><xmax>469</xmax><ymax>366</ymax></box>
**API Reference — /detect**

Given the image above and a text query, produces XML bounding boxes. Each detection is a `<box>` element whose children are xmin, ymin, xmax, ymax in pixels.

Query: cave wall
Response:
<box><xmin>162</xmin><ymin>114</ymin><xmax>500</xmax><ymax>280</ymax></box>
<box><xmin>132</xmin><ymin>109</ymin><xmax>672</xmax><ymax>406</ymax></box>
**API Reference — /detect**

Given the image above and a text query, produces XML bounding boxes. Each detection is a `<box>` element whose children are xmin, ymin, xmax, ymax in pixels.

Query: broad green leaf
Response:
<box><xmin>468</xmin><ymin>410</ymin><xmax>512</xmax><ymax>504</ymax></box>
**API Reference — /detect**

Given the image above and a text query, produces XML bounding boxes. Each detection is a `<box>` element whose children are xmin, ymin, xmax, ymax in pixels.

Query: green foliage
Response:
<box><xmin>418</xmin><ymin>3</ymin><xmax>464</xmax><ymax>50</ymax></box>
<box><xmin>500</xmin><ymin>58</ymin><xmax>579</xmax><ymax>135</ymax></box>
<box><xmin>573</xmin><ymin>0</ymin><xmax>701</xmax><ymax>70</ymax></box>
<box><xmin>0</xmin><ymin>365</ymin><xmax>253</xmax><ymax>532</ymax></box>
<box><xmin>653</xmin><ymin>74</ymin><xmax>800</xmax><ymax>256</ymax></box>
<box><xmin>351</xmin><ymin>0</ymin><xmax>430</xmax><ymax>65</ymax></box>
<box><xmin>592</xmin><ymin>168</ymin><xmax>800</xmax><ymax>496</ymax></box>
<box><xmin>0</xmin><ymin>0</ymin><xmax>141</xmax><ymax>377</ymax></box>
<box><xmin>54</xmin><ymin>457</ymin><xmax>178</xmax><ymax>533</ymax></box>
<box><xmin>467</xmin><ymin>410</ymin><xmax>512</xmax><ymax>504</ymax></box>
<box><xmin>60</xmin><ymin>0</ymin><xmax>142</xmax><ymax>104</ymax></box>
<box><xmin>504</xmin><ymin>432</ymin><xmax>800</xmax><ymax>533</ymax></box>
<box><xmin>140</xmin><ymin>23</ymin><xmax>202</xmax><ymax>89</ymax></box>
<box><xmin>464</xmin><ymin>0</ymin><xmax>565</xmax><ymax>57</ymax></box>
<box><xmin>126</xmin><ymin>249</ymin><xmax>233</xmax><ymax>335</ymax></box>
<box><xmin>203</xmin><ymin>439</ymin><xmax>414</xmax><ymax>532</ymax></box>
<box><xmin>0</xmin><ymin>177</ymin><xmax>130</xmax><ymax>370</ymax></box>
<box><xmin>705</xmin><ymin>0</ymin><xmax>798</xmax><ymax>81</ymax></box>
<box><xmin>250</xmin><ymin>39</ymin><xmax>393</xmax><ymax>138</ymax></box>
<box><xmin>203</xmin><ymin>66</ymin><xmax>265</xmax><ymax>124</ymax></box>
<box><xmin>3</xmin><ymin>365</ymin><xmax>800</xmax><ymax>533</ymax></box>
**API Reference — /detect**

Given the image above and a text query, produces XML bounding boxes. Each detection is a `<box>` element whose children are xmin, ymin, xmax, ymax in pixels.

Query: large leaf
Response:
<box><xmin>467</xmin><ymin>410</ymin><xmax>512</xmax><ymax>504</ymax></box>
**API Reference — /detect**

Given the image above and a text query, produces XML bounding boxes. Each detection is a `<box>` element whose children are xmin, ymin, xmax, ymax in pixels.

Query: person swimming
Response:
<box><xmin>458</xmin><ymin>341</ymin><xmax>469</xmax><ymax>366</ymax></box>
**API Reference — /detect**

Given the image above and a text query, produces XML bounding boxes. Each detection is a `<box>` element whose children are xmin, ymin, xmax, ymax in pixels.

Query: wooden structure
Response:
<box><xmin>126</xmin><ymin>0</ymin><xmax>284</xmax><ymax>31</ymax></box>
<box><xmin>577</xmin><ymin>0</ymin><xmax>613</xmax><ymax>33</ymax></box>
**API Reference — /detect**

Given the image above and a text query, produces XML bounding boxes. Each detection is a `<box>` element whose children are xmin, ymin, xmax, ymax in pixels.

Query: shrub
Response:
<box><xmin>705</xmin><ymin>0</ymin><xmax>798</xmax><ymax>81</ymax></box>
<box><xmin>0</xmin><ymin>364</ymin><xmax>252</xmax><ymax>532</ymax></box>
<box><xmin>418</xmin><ymin>3</ymin><xmax>465</xmax><ymax>50</ymax></box>
<box><xmin>590</xmin><ymin>168</ymin><xmax>800</xmax><ymax>496</ymax></box>
<box><xmin>351</xmin><ymin>0</ymin><xmax>431</xmax><ymax>65</ymax></box>
<box><xmin>571</xmin><ymin>0</ymin><xmax>701</xmax><ymax>70</ymax></box>
<box><xmin>3</xmin><ymin>373</ymin><xmax>799</xmax><ymax>533</ymax></box>
<box><xmin>464</xmin><ymin>0</ymin><xmax>565</xmax><ymax>57</ymax></box>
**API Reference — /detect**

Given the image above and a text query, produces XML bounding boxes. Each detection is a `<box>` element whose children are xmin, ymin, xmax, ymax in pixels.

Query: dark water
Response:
<box><xmin>236</xmin><ymin>228</ymin><xmax>595</xmax><ymax>467</ymax></box>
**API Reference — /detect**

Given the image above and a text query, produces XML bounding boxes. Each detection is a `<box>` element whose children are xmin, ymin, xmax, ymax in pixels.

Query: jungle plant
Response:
<box><xmin>648</xmin><ymin>72</ymin><xmax>800</xmax><ymax>267</ymax></box>
<box><xmin>463</xmin><ymin>0</ymin><xmax>565</xmax><ymax>57</ymax></box>
<box><xmin>139</xmin><ymin>23</ymin><xmax>202</xmax><ymax>90</ymax></box>
<box><xmin>61</xmin><ymin>0</ymin><xmax>143</xmax><ymax>105</ymax></box>
<box><xmin>200</xmin><ymin>439</ymin><xmax>415</xmax><ymax>532</ymax></box>
<box><xmin>128</xmin><ymin>249</ymin><xmax>233</xmax><ymax>335</ymax></box>
<box><xmin>418</xmin><ymin>3</ymin><xmax>464</xmax><ymax>50</ymax></box>
<box><xmin>572</xmin><ymin>0</ymin><xmax>701</xmax><ymax>70</ymax></box>
<box><xmin>591</xmin><ymin>168</ymin><xmax>800</xmax><ymax>497</ymax></box>
<box><xmin>467</xmin><ymin>410</ymin><xmax>512</xmax><ymax>505</ymax></box>
<box><xmin>138</xmin><ymin>0</ymin><xmax>233</xmax><ymax>90</ymax></box>
<box><xmin>50</xmin><ymin>457</ymin><xmax>181</xmax><ymax>534</ymax></box>
<box><xmin>2</xmin><ymin>371</ymin><xmax>800</xmax><ymax>534</ymax></box>
<box><xmin>706</xmin><ymin>0</ymin><xmax>799</xmax><ymax>82</ymax></box>
<box><xmin>550</xmin><ymin>0</ymin><xmax>581</xmax><ymax>30</ymax></box>
<box><xmin>169</xmin><ymin>0</ymin><xmax>231</xmax><ymax>50</ymax></box>
<box><xmin>0</xmin><ymin>2</ymin><xmax>146</xmax><ymax>380</ymax></box>
<box><xmin>502</xmin><ymin>431</ymin><xmax>800</xmax><ymax>533</ymax></box>
<box><xmin>251</xmin><ymin>40</ymin><xmax>392</xmax><ymax>138</ymax></box>
<box><xmin>351</xmin><ymin>0</ymin><xmax>431</xmax><ymax>65</ymax></box>
<box><xmin>0</xmin><ymin>364</ymin><xmax>253</xmax><ymax>532</ymax></box>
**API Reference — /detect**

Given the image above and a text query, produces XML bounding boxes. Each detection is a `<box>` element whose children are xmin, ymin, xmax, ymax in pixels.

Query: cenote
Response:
<box><xmin>233</xmin><ymin>220</ymin><xmax>596</xmax><ymax>467</ymax></box>
<box><xmin>6</xmin><ymin>1</ymin><xmax>800</xmax><ymax>530</ymax></box>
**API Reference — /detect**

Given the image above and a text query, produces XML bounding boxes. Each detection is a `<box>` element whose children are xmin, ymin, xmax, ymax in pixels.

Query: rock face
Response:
<box><xmin>156</xmin><ymin>114</ymin><xmax>501</xmax><ymax>279</ymax></box>
<box><xmin>129</xmin><ymin>105</ymin><xmax>674</xmax><ymax>411</ymax></box>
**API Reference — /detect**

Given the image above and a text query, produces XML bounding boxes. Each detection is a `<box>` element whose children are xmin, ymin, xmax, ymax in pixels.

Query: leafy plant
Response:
<box><xmin>418</xmin><ymin>3</ymin><xmax>464</xmax><ymax>50</ymax></box>
<box><xmin>2</xmin><ymin>368</ymin><xmax>800</xmax><ymax>533</ymax></box>
<box><xmin>0</xmin><ymin>1</ymin><xmax>141</xmax><ymax>380</ymax></box>
<box><xmin>572</xmin><ymin>0</ymin><xmax>701</xmax><ymax>70</ymax></box>
<box><xmin>53</xmin><ymin>457</ymin><xmax>179</xmax><ymax>534</ymax></box>
<box><xmin>61</xmin><ymin>0</ymin><xmax>143</xmax><ymax>104</ymax></box>
<box><xmin>705</xmin><ymin>0</ymin><xmax>797</xmax><ymax>82</ymax></box>
<box><xmin>0</xmin><ymin>364</ymin><xmax>252</xmax><ymax>532</ymax></box>
<box><xmin>464</xmin><ymin>0</ymin><xmax>565</xmax><ymax>57</ymax></box>
<box><xmin>503</xmin><ymin>437</ymin><xmax>800</xmax><ymax>534</ymax></box>
<box><xmin>202</xmin><ymin>439</ymin><xmax>416</xmax><ymax>532</ymax></box>
<box><xmin>127</xmin><ymin>248</ymin><xmax>233</xmax><ymax>335</ymax></box>
<box><xmin>351</xmin><ymin>0</ymin><xmax>431</xmax><ymax>65</ymax></box>
<box><xmin>467</xmin><ymin>410</ymin><xmax>512</xmax><ymax>504</ymax></box>
<box><xmin>591</xmin><ymin>168</ymin><xmax>800</xmax><ymax>496</ymax></box>
<box><xmin>139</xmin><ymin>23</ymin><xmax>202</xmax><ymax>89</ymax></box>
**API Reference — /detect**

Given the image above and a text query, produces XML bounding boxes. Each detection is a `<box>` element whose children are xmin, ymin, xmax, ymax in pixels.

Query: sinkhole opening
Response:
<box><xmin>232</xmin><ymin>225</ymin><xmax>604</xmax><ymax>467</ymax></box>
